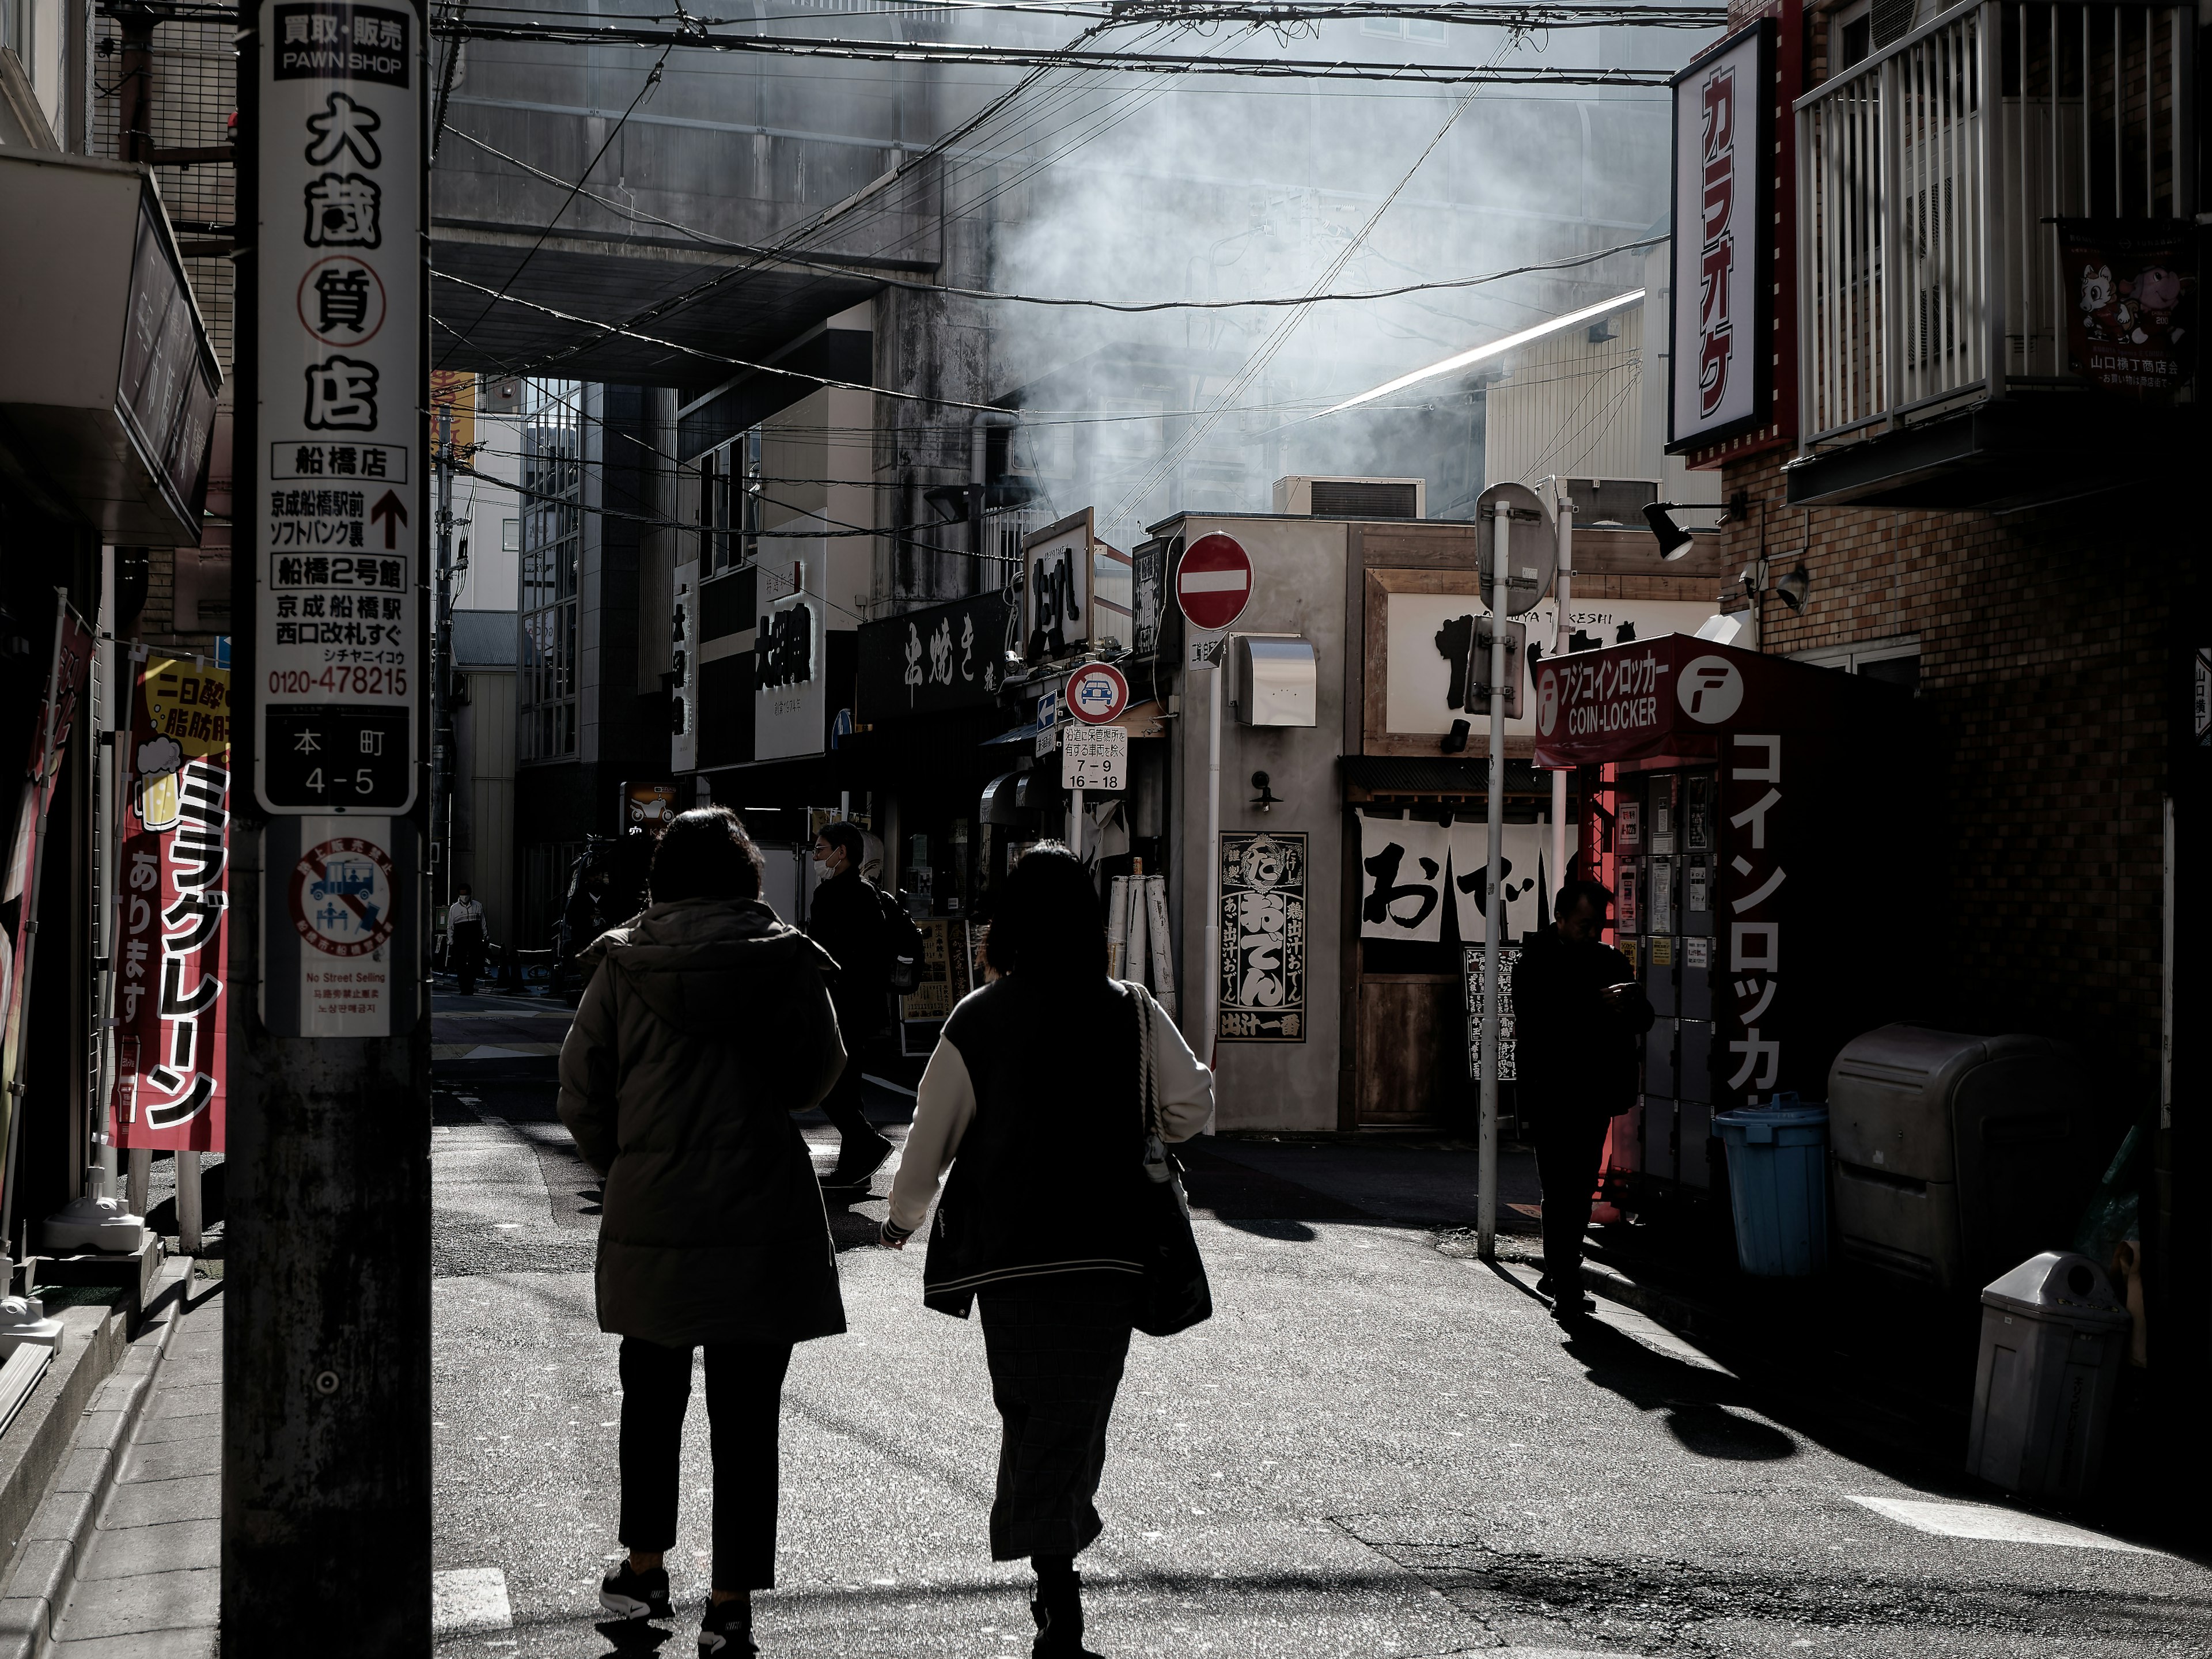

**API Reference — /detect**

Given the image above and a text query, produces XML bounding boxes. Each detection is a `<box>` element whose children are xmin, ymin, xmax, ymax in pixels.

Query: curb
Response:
<box><xmin>0</xmin><ymin>1259</ymin><xmax>195</xmax><ymax>1659</ymax></box>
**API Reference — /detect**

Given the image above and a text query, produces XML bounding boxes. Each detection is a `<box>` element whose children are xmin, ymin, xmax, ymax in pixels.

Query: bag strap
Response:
<box><xmin>1126</xmin><ymin>979</ymin><xmax>1164</xmax><ymax>1146</ymax></box>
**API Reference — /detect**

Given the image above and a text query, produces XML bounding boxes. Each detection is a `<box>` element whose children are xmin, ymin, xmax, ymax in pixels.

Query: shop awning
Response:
<box><xmin>1531</xmin><ymin>634</ymin><xmax>1907</xmax><ymax>770</ymax></box>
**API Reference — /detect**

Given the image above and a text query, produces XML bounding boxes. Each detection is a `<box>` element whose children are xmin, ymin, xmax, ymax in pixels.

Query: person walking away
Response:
<box><xmin>805</xmin><ymin>820</ymin><xmax>896</xmax><ymax>1185</ymax></box>
<box><xmin>880</xmin><ymin>845</ymin><xmax>1213</xmax><ymax>1658</ymax></box>
<box><xmin>1511</xmin><ymin>878</ymin><xmax>1652</xmax><ymax>1319</ymax></box>
<box><xmin>446</xmin><ymin>883</ymin><xmax>488</xmax><ymax>995</ymax></box>
<box><xmin>559</xmin><ymin>808</ymin><xmax>849</xmax><ymax>1657</ymax></box>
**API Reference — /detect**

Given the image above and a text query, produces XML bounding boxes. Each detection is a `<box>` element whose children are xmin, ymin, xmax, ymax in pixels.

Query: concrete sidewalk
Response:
<box><xmin>39</xmin><ymin>1281</ymin><xmax>219</xmax><ymax>1658</ymax></box>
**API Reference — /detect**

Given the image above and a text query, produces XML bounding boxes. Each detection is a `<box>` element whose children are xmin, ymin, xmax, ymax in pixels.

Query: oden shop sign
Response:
<box><xmin>1539</xmin><ymin>649</ymin><xmax>1668</xmax><ymax>743</ymax></box>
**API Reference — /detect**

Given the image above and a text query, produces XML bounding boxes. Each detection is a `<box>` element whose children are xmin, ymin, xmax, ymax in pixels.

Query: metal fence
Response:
<box><xmin>1796</xmin><ymin>0</ymin><xmax>2195</xmax><ymax>448</ymax></box>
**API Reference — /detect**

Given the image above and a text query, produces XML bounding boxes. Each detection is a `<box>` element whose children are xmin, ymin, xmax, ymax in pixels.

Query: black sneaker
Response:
<box><xmin>698</xmin><ymin>1596</ymin><xmax>757</xmax><ymax>1656</ymax></box>
<box><xmin>823</xmin><ymin>1131</ymin><xmax>895</xmax><ymax>1189</ymax></box>
<box><xmin>599</xmin><ymin>1559</ymin><xmax>671</xmax><ymax>1620</ymax></box>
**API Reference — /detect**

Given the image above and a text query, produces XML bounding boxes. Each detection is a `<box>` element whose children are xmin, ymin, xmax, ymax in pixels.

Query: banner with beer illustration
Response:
<box><xmin>112</xmin><ymin>652</ymin><xmax>232</xmax><ymax>1152</ymax></box>
<box><xmin>1</xmin><ymin>605</ymin><xmax>96</xmax><ymax>1187</ymax></box>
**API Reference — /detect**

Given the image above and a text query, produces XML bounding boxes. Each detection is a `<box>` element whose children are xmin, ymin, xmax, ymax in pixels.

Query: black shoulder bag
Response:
<box><xmin>1126</xmin><ymin>982</ymin><xmax>1213</xmax><ymax>1338</ymax></box>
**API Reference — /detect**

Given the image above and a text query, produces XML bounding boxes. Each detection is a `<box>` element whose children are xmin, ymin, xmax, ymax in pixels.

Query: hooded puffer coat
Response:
<box><xmin>557</xmin><ymin>897</ymin><xmax>850</xmax><ymax>1347</ymax></box>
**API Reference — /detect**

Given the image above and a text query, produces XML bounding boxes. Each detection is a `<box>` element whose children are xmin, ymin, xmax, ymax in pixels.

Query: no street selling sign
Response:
<box><xmin>252</xmin><ymin>0</ymin><xmax>423</xmax><ymax>815</ymax></box>
<box><xmin>1175</xmin><ymin>533</ymin><xmax>1253</xmax><ymax>632</ymax></box>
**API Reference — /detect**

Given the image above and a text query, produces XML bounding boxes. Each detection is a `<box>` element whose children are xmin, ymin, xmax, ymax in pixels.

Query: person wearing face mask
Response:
<box><xmin>1511</xmin><ymin>878</ymin><xmax>1652</xmax><ymax>1319</ymax></box>
<box><xmin>804</xmin><ymin>821</ymin><xmax>896</xmax><ymax>1185</ymax></box>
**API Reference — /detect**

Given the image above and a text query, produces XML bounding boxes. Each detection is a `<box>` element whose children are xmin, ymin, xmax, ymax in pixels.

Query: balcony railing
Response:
<box><xmin>1796</xmin><ymin>0</ymin><xmax>2196</xmax><ymax>450</ymax></box>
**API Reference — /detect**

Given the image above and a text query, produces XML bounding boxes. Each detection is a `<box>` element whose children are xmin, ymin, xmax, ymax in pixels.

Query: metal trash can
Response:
<box><xmin>1967</xmin><ymin>1251</ymin><xmax>2130</xmax><ymax>1502</ymax></box>
<box><xmin>1714</xmin><ymin>1097</ymin><xmax>1830</xmax><ymax>1277</ymax></box>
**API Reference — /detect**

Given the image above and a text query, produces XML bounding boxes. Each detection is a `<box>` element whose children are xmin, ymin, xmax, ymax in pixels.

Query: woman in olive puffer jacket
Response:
<box><xmin>558</xmin><ymin>806</ymin><xmax>847</xmax><ymax>1658</ymax></box>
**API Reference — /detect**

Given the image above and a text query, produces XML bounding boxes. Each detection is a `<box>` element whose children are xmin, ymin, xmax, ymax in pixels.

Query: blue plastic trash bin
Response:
<box><xmin>1714</xmin><ymin>1097</ymin><xmax>1831</xmax><ymax>1276</ymax></box>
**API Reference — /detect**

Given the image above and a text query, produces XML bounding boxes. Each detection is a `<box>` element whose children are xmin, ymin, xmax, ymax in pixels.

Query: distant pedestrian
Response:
<box><xmin>1512</xmin><ymin>878</ymin><xmax>1653</xmax><ymax>1318</ymax></box>
<box><xmin>881</xmin><ymin>844</ymin><xmax>1213</xmax><ymax>1658</ymax></box>
<box><xmin>445</xmin><ymin>883</ymin><xmax>487</xmax><ymax>995</ymax></box>
<box><xmin>805</xmin><ymin>821</ymin><xmax>896</xmax><ymax>1187</ymax></box>
<box><xmin>559</xmin><ymin>807</ymin><xmax>849</xmax><ymax>1657</ymax></box>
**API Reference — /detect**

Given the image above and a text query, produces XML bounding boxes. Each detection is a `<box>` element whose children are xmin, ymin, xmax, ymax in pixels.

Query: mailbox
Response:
<box><xmin>1230</xmin><ymin>634</ymin><xmax>1317</xmax><ymax>726</ymax></box>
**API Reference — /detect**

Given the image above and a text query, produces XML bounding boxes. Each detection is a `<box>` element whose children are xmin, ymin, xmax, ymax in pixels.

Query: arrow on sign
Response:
<box><xmin>369</xmin><ymin>489</ymin><xmax>408</xmax><ymax>550</ymax></box>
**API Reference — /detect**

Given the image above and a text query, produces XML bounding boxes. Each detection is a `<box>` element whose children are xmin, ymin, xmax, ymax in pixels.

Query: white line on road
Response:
<box><xmin>432</xmin><ymin>1566</ymin><xmax>516</xmax><ymax>1634</ymax></box>
<box><xmin>1847</xmin><ymin>1495</ymin><xmax>2161</xmax><ymax>1553</ymax></box>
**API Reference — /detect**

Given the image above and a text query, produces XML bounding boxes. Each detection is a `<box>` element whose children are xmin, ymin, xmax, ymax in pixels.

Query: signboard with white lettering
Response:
<box><xmin>1666</xmin><ymin>20</ymin><xmax>1774</xmax><ymax>453</ymax></box>
<box><xmin>252</xmin><ymin>0</ymin><xmax>422</xmax><ymax>813</ymax></box>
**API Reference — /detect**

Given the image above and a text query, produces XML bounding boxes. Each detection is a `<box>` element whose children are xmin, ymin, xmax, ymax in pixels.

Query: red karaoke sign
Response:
<box><xmin>1176</xmin><ymin>533</ymin><xmax>1253</xmax><ymax>631</ymax></box>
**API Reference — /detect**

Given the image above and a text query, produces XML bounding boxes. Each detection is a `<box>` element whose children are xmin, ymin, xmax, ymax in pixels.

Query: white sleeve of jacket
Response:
<box><xmin>1152</xmin><ymin>1003</ymin><xmax>1215</xmax><ymax>1143</ymax></box>
<box><xmin>885</xmin><ymin>1039</ymin><xmax>975</xmax><ymax>1237</ymax></box>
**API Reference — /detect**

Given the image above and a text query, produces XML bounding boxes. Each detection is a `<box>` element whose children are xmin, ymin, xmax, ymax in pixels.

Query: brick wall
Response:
<box><xmin>1718</xmin><ymin>448</ymin><xmax>2173</xmax><ymax>1101</ymax></box>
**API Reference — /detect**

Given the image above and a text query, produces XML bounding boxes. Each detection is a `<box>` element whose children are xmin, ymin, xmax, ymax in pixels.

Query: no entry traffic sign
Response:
<box><xmin>1067</xmin><ymin>661</ymin><xmax>1130</xmax><ymax>725</ymax></box>
<box><xmin>1176</xmin><ymin>533</ymin><xmax>1253</xmax><ymax>632</ymax></box>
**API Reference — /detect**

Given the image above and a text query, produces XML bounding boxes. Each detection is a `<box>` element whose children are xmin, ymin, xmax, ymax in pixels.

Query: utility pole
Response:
<box><xmin>226</xmin><ymin>0</ymin><xmax>433</xmax><ymax>1646</ymax></box>
<box><xmin>1476</xmin><ymin>503</ymin><xmax>1510</xmax><ymax>1263</ymax></box>
<box><xmin>1550</xmin><ymin>487</ymin><xmax>1574</xmax><ymax>896</ymax></box>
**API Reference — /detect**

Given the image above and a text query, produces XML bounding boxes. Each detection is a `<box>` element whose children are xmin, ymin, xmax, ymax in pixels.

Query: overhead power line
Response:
<box><xmin>429</xmin><ymin>20</ymin><xmax>1679</xmax><ymax>85</ymax></box>
<box><xmin>440</xmin><ymin>1</ymin><xmax>1725</xmax><ymax>28</ymax></box>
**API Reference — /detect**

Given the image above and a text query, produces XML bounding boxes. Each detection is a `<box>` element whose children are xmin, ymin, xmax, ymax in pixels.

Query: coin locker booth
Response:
<box><xmin>1531</xmin><ymin>634</ymin><xmax>1912</xmax><ymax>1211</ymax></box>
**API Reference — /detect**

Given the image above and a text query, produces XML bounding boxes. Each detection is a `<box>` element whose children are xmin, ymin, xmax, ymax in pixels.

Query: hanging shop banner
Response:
<box><xmin>1355</xmin><ymin>812</ymin><xmax>1451</xmax><ymax>944</ymax></box>
<box><xmin>113</xmin><ymin>653</ymin><xmax>233</xmax><ymax>1152</ymax></box>
<box><xmin>855</xmin><ymin>589</ymin><xmax>1010</xmax><ymax>721</ymax></box>
<box><xmin>1666</xmin><ymin>18</ymin><xmax>1775</xmax><ymax>452</ymax></box>
<box><xmin>1022</xmin><ymin>509</ymin><xmax>1092</xmax><ymax>664</ymax></box>
<box><xmin>260</xmin><ymin>812</ymin><xmax>419</xmax><ymax>1037</ymax></box>
<box><xmin>1216</xmin><ymin>831</ymin><xmax>1306</xmax><ymax>1042</ymax></box>
<box><xmin>1461</xmin><ymin>944</ymin><xmax>1522</xmax><ymax>1082</ymax></box>
<box><xmin>899</xmin><ymin>918</ymin><xmax>975</xmax><ymax>1024</ymax></box>
<box><xmin>252</xmin><ymin>0</ymin><xmax>424</xmax><ymax>813</ymax></box>
<box><xmin>1445</xmin><ymin>821</ymin><xmax>1554</xmax><ymax>947</ymax></box>
<box><xmin>2057</xmin><ymin>220</ymin><xmax>2197</xmax><ymax>402</ymax></box>
<box><xmin>0</xmin><ymin>607</ymin><xmax>97</xmax><ymax>1159</ymax></box>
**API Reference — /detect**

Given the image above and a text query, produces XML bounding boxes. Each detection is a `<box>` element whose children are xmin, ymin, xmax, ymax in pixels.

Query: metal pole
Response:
<box><xmin>1477</xmin><ymin>507</ymin><xmax>1510</xmax><ymax>1263</ymax></box>
<box><xmin>1201</xmin><ymin>654</ymin><xmax>1223</xmax><ymax>1117</ymax></box>
<box><xmin>433</xmin><ymin>403</ymin><xmax>454</xmax><ymax>934</ymax></box>
<box><xmin>1550</xmin><ymin>491</ymin><xmax>1575</xmax><ymax>897</ymax></box>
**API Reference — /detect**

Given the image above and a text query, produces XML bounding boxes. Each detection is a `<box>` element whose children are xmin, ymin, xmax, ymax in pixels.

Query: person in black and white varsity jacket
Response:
<box><xmin>880</xmin><ymin>845</ymin><xmax>1212</xmax><ymax>1659</ymax></box>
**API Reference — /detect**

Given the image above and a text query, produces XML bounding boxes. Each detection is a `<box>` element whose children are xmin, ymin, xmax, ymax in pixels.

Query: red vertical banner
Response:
<box><xmin>112</xmin><ymin>653</ymin><xmax>231</xmax><ymax>1152</ymax></box>
<box><xmin>0</xmin><ymin>606</ymin><xmax>97</xmax><ymax>1141</ymax></box>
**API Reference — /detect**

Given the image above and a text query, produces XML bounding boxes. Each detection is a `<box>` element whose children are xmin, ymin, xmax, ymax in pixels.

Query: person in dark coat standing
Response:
<box><xmin>1511</xmin><ymin>877</ymin><xmax>1653</xmax><ymax>1319</ymax></box>
<box><xmin>559</xmin><ymin>808</ymin><xmax>849</xmax><ymax>1657</ymax></box>
<box><xmin>881</xmin><ymin>846</ymin><xmax>1213</xmax><ymax>1659</ymax></box>
<box><xmin>805</xmin><ymin>820</ymin><xmax>895</xmax><ymax>1185</ymax></box>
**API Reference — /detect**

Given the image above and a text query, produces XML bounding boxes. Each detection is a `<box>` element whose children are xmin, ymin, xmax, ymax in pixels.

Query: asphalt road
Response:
<box><xmin>426</xmin><ymin>992</ymin><xmax>2210</xmax><ymax>1658</ymax></box>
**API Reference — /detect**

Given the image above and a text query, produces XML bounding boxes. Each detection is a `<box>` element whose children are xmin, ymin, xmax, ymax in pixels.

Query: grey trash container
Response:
<box><xmin>1966</xmin><ymin>1251</ymin><xmax>2130</xmax><ymax>1502</ymax></box>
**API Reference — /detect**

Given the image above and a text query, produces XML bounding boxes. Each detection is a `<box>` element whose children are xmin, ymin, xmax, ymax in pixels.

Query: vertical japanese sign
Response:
<box><xmin>1461</xmin><ymin>944</ymin><xmax>1520</xmax><ymax>1082</ymax></box>
<box><xmin>1719</xmin><ymin>732</ymin><xmax>1783</xmax><ymax>1105</ymax></box>
<box><xmin>113</xmin><ymin>654</ymin><xmax>233</xmax><ymax>1152</ymax></box>
<box><xmin>0</xmin><ymin>608</ymin><xmax>96</xmax><ymax>1172</ymax></box>
<box><xmin>1667</xmin><ymin>20</ymin><xmax>1772</xmax><ymax>452</ymax></box>
<box><xmin>1216</xmin><ymin>831</ymin><xmax>1304</xmax><ymax>1043</ymax></box>
<box><xmin>253</xmin><ymin>0</ymin><xmax>421</xmax><ymax>815</ymax></box>
<box><xmin>1022</xmin><ymin>509</ymin><xmax>1093</xmax><ymax>664</ymax></box>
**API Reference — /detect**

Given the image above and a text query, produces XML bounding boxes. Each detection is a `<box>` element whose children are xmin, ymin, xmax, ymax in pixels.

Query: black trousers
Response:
<box><xmin>1533</xmin><ymin>1108</ymin><xmax>1614</xmax><ymax>1279</ymax></box>
<box><xmin>452</xmin><ymin>923</ymin><xmax>486</xmax><ymax>994</ymax></box>
<box><xmin>816</xmin><ymin>1053</ymin><xmax>877</xmax><ymax>1155</ymax></box>
<box><xmin>977</xmin><ymin>1277</ymin><xmax>1138</xmax><ymax>1562</ymax></box>
<box><xmin>618</xmin><ymin>1336</ymin><xmax>793</xmax><ymax>1592</ymax></box>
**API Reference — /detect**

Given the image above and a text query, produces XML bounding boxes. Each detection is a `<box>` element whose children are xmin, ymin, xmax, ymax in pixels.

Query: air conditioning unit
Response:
<box><xmin>1271</xmin><ymin>476</ymin><xmax>1425</xmax><ymax>520</ymax></box>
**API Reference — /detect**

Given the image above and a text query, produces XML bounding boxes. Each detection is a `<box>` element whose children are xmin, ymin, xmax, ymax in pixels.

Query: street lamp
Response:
<box><xmin>1640</xmin><ymin>490</ymin><xmax>1748</xmax><ymax>560</ymax></box>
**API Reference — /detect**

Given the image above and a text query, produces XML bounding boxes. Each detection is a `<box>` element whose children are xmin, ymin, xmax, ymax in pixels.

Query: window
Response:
<box><xmin>700</xmin><ymin>427</ymin><xmax>762</xmax><ymax>575</ymax></box>
<box><xmin>502</xmin><ymin>517</ymin><xmax>520</xmax><ymax>552</ymax></box>
<box><xmin>1361</xmin><ymin>16</ymin><xmax>1446</xmax><ymax>44</ymax></box>
<box><xmin>1831</xmin><ymin>0</ymin><xmax>1873</xmax><ymax>72</ymax></box>
<box><xmin>518</xmin><ymin>380</ymin><xmax>582</xmax><ymax>762</ymax></box>
<box><xmin>1794</xmin><ymin>636</ymin><xmax>1921</xmax><ymax>694</ymax></box>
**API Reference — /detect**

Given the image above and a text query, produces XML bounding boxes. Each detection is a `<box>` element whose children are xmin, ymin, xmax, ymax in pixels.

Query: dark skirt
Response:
<box><xmin>976</xmin><ymin>1273</ymin><xmax>1139</xmax><ymax>1560</ymax></box>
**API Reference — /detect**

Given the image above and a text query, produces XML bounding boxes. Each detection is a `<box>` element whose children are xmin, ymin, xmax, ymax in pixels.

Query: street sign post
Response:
<box><xmin>1176</xmin><ymin>533</ymin><xmax>1253</xmax><ymax>1115</ymax></box>
<box><xmin>1067</xmin><ymin>661</ymin><xmax>1130</xmax><ymax>725</ymax></box>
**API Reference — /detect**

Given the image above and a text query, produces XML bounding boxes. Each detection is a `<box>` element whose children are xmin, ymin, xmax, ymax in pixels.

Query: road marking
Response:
<box><xmin>1847</xmin><ymin>1495</ymin><xmax>2161</xmax><ymax>1553</ymax></box>
<box><xmin>428</xmin><ymin>1043</ymin><xmax>564</xmax><ymax>1059</ymax></box>
<box><xmin>431</xmin><ymin>1566</ymin><xmax>514</xmax><ymax>1634</ymax></box>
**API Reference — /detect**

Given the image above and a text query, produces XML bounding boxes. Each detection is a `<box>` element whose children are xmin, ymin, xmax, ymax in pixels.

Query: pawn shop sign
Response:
<box><xmin>1176</xmin><ymin>533</ymin><xmax>1253</xmax><ymax>631</ymax></box>
<box><xmin>1068</xmin><ymin>662</ymin><xmax>1130</xmax><ymax>725</ymax></box>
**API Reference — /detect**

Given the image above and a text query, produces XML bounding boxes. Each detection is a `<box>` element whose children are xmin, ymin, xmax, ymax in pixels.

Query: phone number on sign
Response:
<box><xmin>266</xmin><ymin>666</ymin><xmax>410</xmax><ymax>697</ymax></box>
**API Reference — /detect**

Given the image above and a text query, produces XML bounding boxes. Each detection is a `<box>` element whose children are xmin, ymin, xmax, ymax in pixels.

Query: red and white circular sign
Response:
<box><xmin>289</xmin><ymin>837</ymin><xmax>398</xmax><ymax>959</ymax></box>
<box><xmin>1067</xmin><ymin>662</ymin><xmax>1130</xmax><ymax>725</ymax></box>
<box><xmin>1176</xmin><ymin>533</ymin><xmax>1253</xmax><ymax>631</ymax></box>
